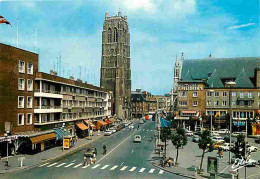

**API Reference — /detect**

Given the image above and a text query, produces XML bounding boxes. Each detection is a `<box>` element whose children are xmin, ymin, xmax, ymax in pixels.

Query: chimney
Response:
<box><xmin>69</xmin><ymin>76</ymin><xmax>74</xmax><ymax>81</ymax></box>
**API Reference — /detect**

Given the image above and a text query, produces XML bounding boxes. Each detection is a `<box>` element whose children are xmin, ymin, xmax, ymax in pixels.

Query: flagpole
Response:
<box><xmin>16</xmin><ymin>19</ymin><xmax>19</xmax><ymax>47</ymax></box>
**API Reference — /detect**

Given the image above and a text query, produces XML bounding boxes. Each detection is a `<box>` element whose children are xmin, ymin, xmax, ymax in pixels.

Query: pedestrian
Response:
<box><xmin>83</xmin><ymin>156</ymin><xmax>88</xmax><ymax>166</ymax></box>
<box><xmin>137</xmin><ymin>125</ymin><xmax>139</xmax><ymax>130</ymax></box>
<box><xmin>220</xmin><ymin>150</ymin><xmax>224</xmax><ymax>158</ymax></box>
<box><xmin>93</xmin><ymin>153</ymin><xmax>96</xmax><ymax>164</ymax></box>
<box><xmin>90</xmin><ymin>157</ymin><xmax>93</xmax><ymax>165</ymax></box>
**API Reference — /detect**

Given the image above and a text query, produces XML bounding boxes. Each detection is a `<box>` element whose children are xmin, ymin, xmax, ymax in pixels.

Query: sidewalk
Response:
<box><xmin>150</xmin><ymin>139</ymin><xmax>235</xmax><ymax>179</ymax></box>
<box><xmin>0</xmin><ymin>131</ymin><xmax>104</xmax><ymax>174</ymax></box>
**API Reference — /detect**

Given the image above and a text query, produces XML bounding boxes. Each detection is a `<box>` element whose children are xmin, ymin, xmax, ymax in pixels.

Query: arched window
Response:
<box><xmin>108</xmin><ymin>28</ymin><xmax>112</xmax><ymax>43</ymax></box>
<box><xmin>113</xmin><ymin>28</ymin><xmax>118</xmax><ymax>42</ymax></box>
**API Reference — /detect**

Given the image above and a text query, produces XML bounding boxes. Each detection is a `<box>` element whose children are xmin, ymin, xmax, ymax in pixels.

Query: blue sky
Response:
<box><xmin>0</xmin><ymin>0</ymin><xmax>259</xmax><ymax>94</ymax></box>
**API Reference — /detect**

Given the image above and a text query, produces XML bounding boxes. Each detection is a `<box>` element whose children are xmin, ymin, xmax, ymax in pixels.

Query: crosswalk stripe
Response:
<box><xmin>110</xmin><ymin>165</ymin><xmax>118</xmax><ymax>170</ymax></box>
<box><xmin>150</xmin><ymin>130</ymin><xmax>153</xmax><ymax>132</ymax></box>
<box><xmin>101</xmin><ymin>165</ymin><xmax>110</xmax><ymax>169</ymax></box>
<box><xmin>82</xmin><ymin>164</ymin><xmax>90</xmax><ymax>168</ymax></box>
<box><xmin>159</xmin><ymin>170</ymin><xmax>164</xmax><ymax>174</ymax></box>
<box><xmin>47</xmin><ymin>163</ymin><xmax>58</xmax><ymax>167</ymax></box>
<box><xmin>129</xmin><ymin>167</ymin><xmax>136</xmax><ymax>172</ymax></box>
<box><xmin>139</xmin><ymin>168</ymin><xmax>146</xmax><ymax>172</ymax></box>
<box><xmin>149</xmin><ymin>169</ymin><xmax>155</xmax><ymax>173</ymax></box>
<box><xmin>73</xmin><ymin>163</ymin><xmax>83</xmax><ymax>168</ymax></box>
<box><xmin>65</xmin><ymin>163</ymin><xmax>75</xmax><ymax>168</ymax></box>
<box><xmin>55</xmin><ymin>163</ymin><xmax>66</xmax><ymax>167</ymax></box>
<box><xmin>92</xmin><ymin>164</ymin><xmax>101</xmax><ymax>169</ymax></box>
<box><xmin>120</xmin><ymin>166</ymin><xmax>128</xmax><ymax>171</ymax></box>
<box><xmin>39</xmin><ymin>163</ymin><xmax>49</xmax><ymax>167</ymax></box>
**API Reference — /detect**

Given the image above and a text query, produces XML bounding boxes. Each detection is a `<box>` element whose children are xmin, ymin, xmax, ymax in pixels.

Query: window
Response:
<box><xmin>214</xmin><ymin>101</ymin><xmax>219</xmax><ymax>106</ymax></box>
<box><xmin>108</xmin><ymin>28</ymin><xmax>112</xmax><ymax>43</ymax></box>
<box><xmin>240</xmin><ymin>92</ymin><xmax>244</xmax><ymax>98</ymax></box>
<box><xmin>207</xmin><ymin>91</ymin><xmax>212</xmax><ymax>97</ymax></box>
<box><xmin>113</xmin><ymin>28</ymin><xmax>118</xmax><ymax>42</ymax></box>
<box><xmin>192</xmin><ymin>101</ymin><xmax>198</xmax><ymax>106</ymax></box>
<box><xmin>248</xmin><ymin>92</ymin><xmax>252</xmax><ymax>98</ymax></box>
<box><xmin>18</xmin><ymin>113</ymin><xmax>24</xmax><ymax>126</ymax></box>
<box><xmin>239</xmin><ymin>101</ymin><xmax>245</xmax><ymax>106</ymax></box>
<box><xmin>214</xmin><ymin>92</ymin><xmax>219</xmax><ymax>97</ymax></box>
<box><xmin>27</xmin><ymin>62</ymin><xmax>33</xmax><ymax>74</ymax></box>
<box><xmin>248</xmin><ymin>101</ymin><xmax>253</xmax><ymax>107</ymax></box>
<box><xmin>180</xmin><ymin>91</ymin><xmax>187</xmax><ymax>97</ymax></box>
<box><xmin>27</xmin><ymin>79</ymin><xmax>33</xmax><ymax>91</ymax></box>
<box><xmin>179</xmin><ymin>101</ymin><xmax>187</xmax><ymax>106</ymax></box>
<box><xmin>27</xmin><ymin>96</ymin><xmax>33</xmax><ymax>108</ymax></box>
<box><xmin>232</xmin><ymin>92</ymin><xmax>236</xmax><ymax>97</ymax></box>
<box><xmin>18</xmin><ymin>96</ymin><xmax>24</xmax><ymax>108</ymax></box>
<box><xmin>193</xmin><ymin>92</ymin><xmax>198</xmax><ymax>97</ymax></box>
<box><xmin>222</xmin><ymin>101</ymin><xmax>227</xmax><ymax>106</ymax></box>
<box><xmin>222</xmin><ymin>92</ymin><xmax>227</xmax><ymax>97</ymax></box>
<box><xmin>207</xmin><ymin>101</ymin><xmax>211</xmax><ymax>106</ymax></box>
<box><xmin>232</xmin><ymin>101</ymin><xmax>236</xmax><ymax>106</ymax></box>
<box><xmin>18</xmin><ymin>78</ymin><xmax>25</xmax><ymax>90</ymax></box>
<box><xmin>27</xmin><ymin>113</ymin><xmax>32</xmax><ymax>125</ymax></box>
<box><xmin>19</xmin><ymin>61</ymin><xmax>25</xmax><ymax>73</ymax></box>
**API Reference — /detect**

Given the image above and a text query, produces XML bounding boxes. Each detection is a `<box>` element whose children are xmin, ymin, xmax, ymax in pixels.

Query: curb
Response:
<box><xmin>149</xmin><ymin>160</ymin><xmax>196</xmax><ymax>179</ymax></box>
<box><xmin>0</xmin><ymin>134</ymin><xmax>104</xmax><ymax>175</ymax></box>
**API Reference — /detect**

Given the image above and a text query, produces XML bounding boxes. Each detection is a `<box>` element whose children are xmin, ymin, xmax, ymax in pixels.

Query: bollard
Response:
<box><xmin>18</xmin><ymin>157</ymin><xmax>25</xmax><ymax>168</ymax></box>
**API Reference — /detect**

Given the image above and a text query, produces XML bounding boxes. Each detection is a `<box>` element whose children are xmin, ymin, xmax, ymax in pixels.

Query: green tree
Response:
<box><xmin>171</xmin><ymin>128</ymin><xmax>188</xmax><ymax>165</ymax></box>
<box><xmin>160</xmin><ymin>127</ymin><xmax>172</xmax><ymax>157</ymax></box>
<box><xmin>198</xmin><ymin>130</ymin><xmax>214</xmax><ymax>173</ymax></box>
<box><xmin>232</xmin><ymin>134</ymin><xmax>246</xmax><ymax>158</ymax></box>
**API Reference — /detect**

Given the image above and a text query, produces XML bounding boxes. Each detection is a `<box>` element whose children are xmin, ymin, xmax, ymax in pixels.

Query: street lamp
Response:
<box><xmin>226</xmin><ymin>81</ymin><xmax>236</xmax><ymax>164</ymax></box>
<box><xmin>209</xmin><ymin>90</ymin><xmax>214</xmax><ymax>133</ymax></box>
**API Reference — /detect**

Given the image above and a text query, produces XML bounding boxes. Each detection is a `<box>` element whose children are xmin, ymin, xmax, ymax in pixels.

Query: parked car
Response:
<box><xmin>212</xmin><ymin>136</ymin><xmax>225</xmax><ymax>143</ymax></box>
<box><xmin>192</xmin><ymin>135</ymin><xmax>200</xmax><ymax>142</ymax></box>
<box><xmin>139</xmin><ymin>120</ymin><xmax>144</xmax><ymax>124</ymax></box>
<box><xmin>217</xmin><ymin>129</ymin><xmax>230</xmax><ymax>134</ymax></box>
<box><xmin>124</xmin><ymin>123</ymin><xmax>130</xmax><ymax>127</ymax></box>
<box><xmin>219</xmin><ymin>143</ymin><xmax>234</xmax><ymax>151</ymax></box>
<box><xmin>134</xmin><ymin>135</ymin><xmax>141</xmax><ymax>143</ymax></box>
<box><xmin>246</xmin><ymin>145</ymin><xmax>257</xmax><ymax>152</ymax></box>
<box><xmin>104</xmin><ymin>130</ymin><xmax>112</xmax><ymax>136</ymax></box>
<box><xmin>186</xmin><ymin>130</ymin><xmax>194</xmax><ymax>136</ymax></box>
<box><xmin>211</xmin><ymin>131</ymin><xmax>220</xmax><ymax>136</ymax></box>
<box><xmin>232</xmin><ymin>131</ymin><xmax>245</xmax><ymax>137</ymax></box>
<box><xmin>128</xmin><ymin>124</ymin><xmax>134</xmax><ymax>129</ymax></box>
<box><xmin>116</xmin><ymin>125</ymin><xmax>123</xmax><ymax>131</ymax></box>
<box><xmin>84</xmin><ymin>147</ymin><xmax>97</xmax><ymax>157</ymax></box>
<box><xmin>109</xmin><ymin>127</ymin><xmax>117</xmax><ymax>133</ymax></box>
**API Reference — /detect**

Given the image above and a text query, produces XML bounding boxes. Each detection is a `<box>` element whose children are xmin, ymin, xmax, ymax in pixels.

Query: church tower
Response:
<box><xmin>100</xmin><ymin>11</ymin><xmax>131</xmax><ymax>119</ymax></box>
<box><xmin>173</xmin><ymin>52</ymin><xmax>184</xmax><ymax>91</ymax></box>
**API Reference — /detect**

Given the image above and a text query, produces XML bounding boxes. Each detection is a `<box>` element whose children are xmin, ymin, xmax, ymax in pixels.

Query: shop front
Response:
<box><xmin>75</xmin><ymin>122</ymin><xmax>89</xmax><ymax>138</ymax></box>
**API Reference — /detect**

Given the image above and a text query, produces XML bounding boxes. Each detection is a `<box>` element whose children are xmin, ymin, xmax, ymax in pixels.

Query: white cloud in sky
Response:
<box><xmin>227</xmin><ymin>23</ymin><xmax>256</xmax><ymax>30</ymax></box>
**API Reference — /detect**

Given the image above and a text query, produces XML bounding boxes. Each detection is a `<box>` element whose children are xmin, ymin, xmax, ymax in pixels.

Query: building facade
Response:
<box><xmin>100</xmin><ymin>11</ymin><xmax>131</xmax><ymax>120</ymax></box>
<box><xmin>176</xmin><ymin>56</ymin><xmax>260</xmax><ymax>132</ymax></box>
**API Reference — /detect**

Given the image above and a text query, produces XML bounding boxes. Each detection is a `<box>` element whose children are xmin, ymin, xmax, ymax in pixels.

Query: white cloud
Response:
<box><xmin>227</xmin><ymin>23</ymin><xmax>256</xmax><ymax>30</ymax></box>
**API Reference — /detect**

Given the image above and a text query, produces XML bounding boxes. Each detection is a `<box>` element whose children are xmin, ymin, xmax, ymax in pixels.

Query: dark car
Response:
<box><xmin>192</xmin><ymin>135</ymin><xmax>200</xmax><ymax>143</ymax></box>
<box><xmin>84</xmin><ymin>147</ymin><xmax>97</xmax><ymax>157</ymax></box>
<box><xmin>116</xmin><ymin>125</ymin><xmax>123</xmax><ymax>131</ymax></box>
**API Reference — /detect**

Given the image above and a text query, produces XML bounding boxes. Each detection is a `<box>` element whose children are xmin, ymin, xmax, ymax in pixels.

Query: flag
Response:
<box><xmin>0</xmin><ymin>16</ymin><xmax>11</xmax><ymax>26</ymax></box>
<box><xmin>195</xmin><ymin>111</ymin><xmax>201</xmax><ymax>119</ymax></box>
<box><xmin>215</xmin><ymin>112</ymin><xmax>219</xmax><ymax>118</ymax></box>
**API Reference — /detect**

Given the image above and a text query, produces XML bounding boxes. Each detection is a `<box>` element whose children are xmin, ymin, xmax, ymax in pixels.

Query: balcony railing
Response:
<box><xmin>35</xmin><ymin>106</ymin><xmax>62</xmax><ymax>109</ymax></box>
<box><xmin>35</xmin><ymin>89</ymin><xmax>61</xmax><ymax>94</ymax></box>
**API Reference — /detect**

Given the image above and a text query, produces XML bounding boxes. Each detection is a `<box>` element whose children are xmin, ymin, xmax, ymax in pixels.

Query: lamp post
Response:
<box><xmin>226</xmin><ymin>81</ymin><xmax>236</xmax><ymax>164</ymax></box>
<box><xmin>209</xmin><ymin>90</ymin><xmax>214</xmax><ymax>132</ymax></box>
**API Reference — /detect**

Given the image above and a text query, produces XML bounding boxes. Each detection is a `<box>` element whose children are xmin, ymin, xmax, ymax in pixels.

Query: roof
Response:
<box><xmin>76</xmin><ymin>123</ymin><xmax>89</xmax><ymax>130</ymax></box>
<box><xmin>207</xmin><ymin>69</ymin><xmax>224</xmax><ymax>88</ymax></box>
<box><xmin>54</xmin><ymin>128</ymin><xmax>71</xmax><ymax>140</ymax></box>
<box><xmin>235</xmin><ymin>68</ymin><xmax>254</xmax><ymax>88</ymax></box>
<box><xmin>30</xmin><ymin>133</ymin><xmax>56</xmax><ymax>144</ymax></box>
<box><xmin>131</xmin><ymin>93</ymin><xmax>146</xmax><ymax>102</ymax></box>
<box><xmin>181</xmin><ymin>57</ymin><xmax>260</xmax><ymax>80</ymax></box>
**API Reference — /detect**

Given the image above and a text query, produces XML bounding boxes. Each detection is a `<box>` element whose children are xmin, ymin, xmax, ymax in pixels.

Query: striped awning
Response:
<box><xmin>54</xmin><ymin>128</ymin><xmax>71</xmax><ymax>140</ymax></box>
<box><xmin>76</xmin><ymin>123</ymin><xmax>89</xmax><ymax>131</ymax></box>
<box><xmin>30</xmin><ymin>133</ymin><xmax>56</xmax><ymax>144</ymax></box>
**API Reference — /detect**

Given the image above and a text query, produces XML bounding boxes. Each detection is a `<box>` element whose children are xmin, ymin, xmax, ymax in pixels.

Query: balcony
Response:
<box><xmin>34</xmin><ymin>106</ymin><xmax>63</xmax><ymax>113</ymax></box>
<box><xmin>35</xmin><ymin>89</ymin><xmax>63</xmax><ymax>98</ymax></box>
<box><xmin>237</xmin><ymin>96</ymin><xmax>254</xmax><ymax>101</ymax></box>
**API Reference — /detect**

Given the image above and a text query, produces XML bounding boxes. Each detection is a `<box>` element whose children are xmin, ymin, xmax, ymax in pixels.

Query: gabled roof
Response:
<box><xmin>131</xmin><ymin>93</ymin><xmax>146</xmax><ymax>102</ymax></box>
<box><xmin>235</xmin><ymin>68</ymin><xmax>254</xmax><ymax>88</ymax></box>
<box><xmin>181</xmin><ymin>57</ymin><xmax>260</xmax><ymax>80</ymax></box>
<box><xmin>207</xmin><ymin>69</ymin><xmax>224</xmax><ymax>88</ymax></box>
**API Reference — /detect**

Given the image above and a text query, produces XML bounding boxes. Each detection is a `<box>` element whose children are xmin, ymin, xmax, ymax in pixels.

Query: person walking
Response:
<box><xmin>93</xmin><ymin>153</ymin><xmax>96</xmax><ymax>164</ymax></box>
<box><xmin>83</xmin><ymin>156</ymin><xmax>88</xmax><ymax>166</ymax></box>
<box><xmin>89</xmin><ymin>157</ymin><xmax>93</xmax><ymax>165</ymax></box>
<box><xmin>103</xmin><ymin>144</ymin><xmax>107</xmax><ymax>155</ymax></box>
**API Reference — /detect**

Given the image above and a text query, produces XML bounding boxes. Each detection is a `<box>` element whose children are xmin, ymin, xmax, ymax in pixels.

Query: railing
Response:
<box><xmin>35</xmin><ymin>89</ymin><xmax>61</xmax><ymax>94</ymax></box>
<box><xmin>35</xmin><ymin>106</ymin><xmax>62</xmax><ymax>109</ymax></box>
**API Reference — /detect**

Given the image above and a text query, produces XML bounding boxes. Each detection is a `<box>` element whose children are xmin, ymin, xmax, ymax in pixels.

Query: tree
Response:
<box><xmin>198</xmin><ymin>130</ymin><xmax>214</xmax><ymax>173</ymax></box>
<box><xmin>171</xmin><ymin>128</ymin><xmax>188</xmax><ymax>165</ymax></box>
<box><xmin>232</xmin><ymin>134</ymin><xmax>246</xmax><ymax>158</ymax></box>
<box><xmin>160</xmin><ymin>127</ymin><xmax>172</xmax><ymax>157</ymax></box>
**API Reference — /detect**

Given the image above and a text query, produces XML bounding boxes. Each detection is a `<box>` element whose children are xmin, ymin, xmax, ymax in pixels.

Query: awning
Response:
<box><xmin>54</xmin><ymin>128</ymin><xmax>71</xmax><ymax>140</ymax></box>
<box><xmin>105</xmin><ymin>119</ymin><xmax>112</xmax><ymax>124</ymax></box>
<box><xmin>76</xmin><ymin>123</ymin><xmax>89</xmax><ymax>131</ymax></box>
<box><xmin>109</xmin><ymin>118</ymin><xmax>116</xmax><ymax>123</ymax></box>
<box><xmin>30</xmin><ymin>133</ymin><xmax>56</xmax><ymax>144</ymax></box>
<box><xmin>96</xmin><ymin>120</ymin><xmax>107</xmax><ymax>130</ymax></box>
<box><xmin>182</xmin><ymin>110</ymin><xmax>197</xmax><ymax>114</ymax></box>
<box><xmin>84</xmin><ymin>120</ymin><xmax>96</xmax><ymax>128</ymax></box>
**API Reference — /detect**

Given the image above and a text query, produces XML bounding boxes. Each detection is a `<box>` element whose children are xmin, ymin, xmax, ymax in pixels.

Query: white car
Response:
<box><xmin>219</xmin><ymin>143</ymin><xmax>233</xmax><ymax>151</ymax></box>
<box><xmin>247</xmin><ymin>145</ymin><xmax>257</xmax><ymax>152</ymax></box>
<box><xmin>109</xmin><ymin>128</ymin><xmax>117</xmax><ymax>133</ymax></box>
<box><xmin>232</xmin><ymin>131</ymin><xmax>245</xmax><ymax>137</ymax></box>
<box><xmin>212</xmin><ymin>136</ymin><xmax>225</xmax><ymax>143</ymax></box>
<box><xmin>246</xmin><ymin>159</ymin><xmax>258</xmax><ymax>166</ymax></box>
<box><xmin>211</xmin><ymin>131</ymin><xmax>220</xmax><ymax>136</ymax></box>
<box><xmin>217</xmin><ymin>129</ymin><xmax>230</xmax><ymax>134</ymax></box>
<box><xmin>104</xmin><ymin>130</ymin><xmax>112</xmax><ymax>136</ymax></box>
<box><xmin>128</xmin><ymin>124</ymin><xmax>134</xmax><ymax>129</ymax></box>
<box><xmin>134</xmin><ymin>135</ymin><xmax>141</xmax><ymax>143</ymax></box>
<box><xmin>124</xmin><ymin>123</ymin><xmax>130</xmax><ymax>127</ymax></box>
<box><xmin>186</xmin><ymin>131</ymin><xmax>194</xmax><ymax>136</ymax></box>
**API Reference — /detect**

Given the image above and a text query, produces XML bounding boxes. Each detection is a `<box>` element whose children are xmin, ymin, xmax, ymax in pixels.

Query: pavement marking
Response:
<box><xmin>92</xmin><ymin>164</ymin><xmax>101</xmax><ymax>169</ymax></box>
<box><xmin>47</xmin><ymin>163</ymin><xmax>58</xmax><ymax>167</ymax></box>
<box><xmin>143</xmin><ymin>136</ymin><xmax>145</xmax><ymax>138</ymax></box>
<box><xmin>71</xmin><ymin>160</ymin><xmax>76</xmax><ymax>162</ymax></box>
<box><xmin>150</xmin><ymin>130</ymin><xmax>153</xmax><ymax>132</ymax></box>
<box><xmin>147</xmin><ymin>130</ymin><xmax>149</xmax><ymax>132</ymax></box>
<box><xmin>82</xmin><ymin>164</ymin><xmax>90</xmax><ymax>168</ymax></box>
<box><xmin>159</xmin><ymin>170</ymin><xmax>164</xmax><ymax>174</ymax></box>
<box><xmin>110</xmin><ymin>165</ymin><xmax>118</xmax><ymax>170</ymax></box>
<box><xmin>131</xmin><ymin>150</ymin><xmax>134</xmax><ymax>154</ymax></box>
<box><xmin>129</xmin><ymin>167</ymin><xmax>136</xmax><ymax>172</ymax></box>
<box><xmin>220</xmin><ymin>165</ymin><xmax>230</xmax><ymax>173</ymax></box>
<box><xmin>101</xmin><ymin>165</ymin><xmax>110</xmax><ymax>169</ymax></box>
<box><xmin>73</xmin><ymin>163</ymin><xmax>83</xmax><ymax>168</ymax></box>
<box><xmin>149</xmin><ymin>169</ymin><xmax>155</xmax><ymax>173</ymax></box>
<box><xmin>64</xmin><ymin>163</ymin><xmax>75</xmax><ymax>168</ymax></box>
<box><xmin>38</xmin><ymin>163</ymin><xmax>49</xmax><ymax>167</ymax></box>
<box><xmin>139</xmin><ymin>168</ymin><xmax>146</xmax><ymax>173</ymax></box>
<box><xmin>120</xmin><ymin>162</ymin><xmax>124</xmax><ymax>166</ymax></box>
<box><xmin>55</xmin><ymin>163</ymin><xmax>66</xmax><ymax>167</ymax></box>
<box><xmin>120</xmin><ymin>166</ymin><xmax>128</xmax><ymax>171</ymax></box>
<box><xmin>103</xmin><ymin>142</ymin><xmax>107</xmax><ymax>144</ymax></box>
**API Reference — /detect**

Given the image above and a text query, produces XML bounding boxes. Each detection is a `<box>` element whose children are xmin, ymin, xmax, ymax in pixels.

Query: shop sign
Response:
<box><xmin>231</xmin><ymin>156</ymin><xmax>250</xmax><ymax>171</ymax></box>
<box><xmin>63</xmin><ymin>138</ymin><xmax>70</xmax><ymax>149</ymax></box>
<box><xmin>233</xmin><ymin>121</ymin><xmax>245</xmax><ymax>126</ymax></box>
